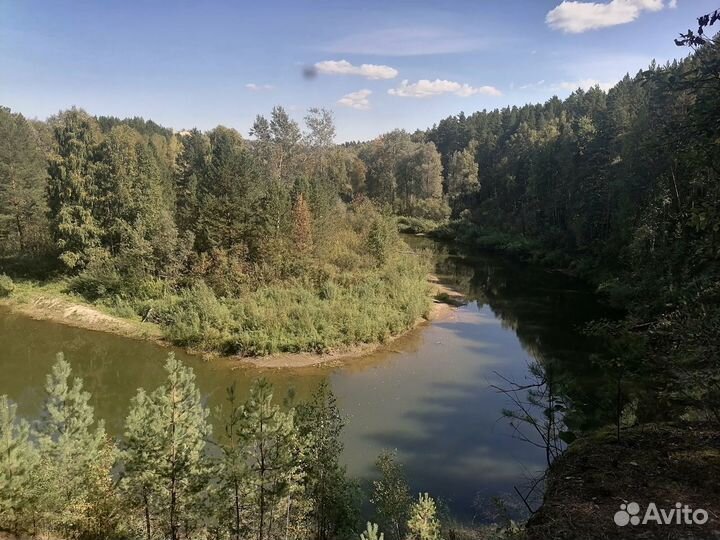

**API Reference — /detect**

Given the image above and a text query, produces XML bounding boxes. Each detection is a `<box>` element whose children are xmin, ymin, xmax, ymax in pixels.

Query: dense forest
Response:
<box><xmin>422</xmin><ymin>38</ymin><xmax>720</xmax><ymax>430</ymax></box>
<box><xmin>0</xmin><ymin>106</ymin><xmax>438</xmax><ymax>356</ymax></box>
<box><xmin>1</xmin><ymin>10</ymin><xmax>719</xmax><ymax>540</ymax></box>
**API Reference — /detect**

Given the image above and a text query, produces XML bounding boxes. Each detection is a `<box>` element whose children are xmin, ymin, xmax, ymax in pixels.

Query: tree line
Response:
<box><xmin>420</xmin><ymin>35</ymin><xmax>720</xmax><ymax>436</ymax></box>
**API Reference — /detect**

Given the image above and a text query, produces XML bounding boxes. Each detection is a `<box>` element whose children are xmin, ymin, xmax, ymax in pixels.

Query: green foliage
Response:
<box><xmin>357</xmin><ymin>131</ymin><xmax>445</xmax><ymax>216</ymax></box>
<box><xmin>0</xmin><ymin>395</ymin><xmax>38</xmax><ymax>535</ymax></box>
<box><xmin>35</xmin><ymin>353</ymin><xmax>119</xmax><ymax>539</ymax></box>
<box><xmin>0</xmin><ymin>106</ymin><xmax>50</xmax><ymax>256</ymax></box>
<box><xmin>46</xmin><ymin>108</ymin><xmax>104</xmax><ymax>271</ymax></box>
<box><xmin>1</xmin><ymin>356</ymin><xmax>457</xmax><ymax>540</ymax></box>
<box><xmin>407</xmin><ymin>493</ymin><xmax>442</xmax><ymax>540</ymax></box>
<box><xmin>239</xmin><ymin>378</ymin><xmax>305</xmax><ymax>540</ymax></box>
<box><xmin>0</xmin><ymin>273</ymin><xmax>14</xmax><ymax>297</ymax></box>
<box><xmin>371</xmin><ymin>451</ymin><xmax>412</xmax><ymax>540</ymax></box>
<box><xmin>121</xmin><ymin>353</ymin><xmax>211</xmax><ymax>540</ymax></box>
<box><xmin>297</xmin><ymin>381</ymin><xmax>361</xmax><ymax>540</ymax></box>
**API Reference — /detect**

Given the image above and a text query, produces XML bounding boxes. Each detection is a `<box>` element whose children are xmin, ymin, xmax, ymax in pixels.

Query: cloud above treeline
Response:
<box><xmin>338</xmin><ymin>89</ymin><xmax>372</xmax><ymax>110</ymax></box>
<box><xmin>546</xmin><ymin>0</ymin><xmax>672</xmax><ymax>33</ymax></box>
<box><xmin>388</xmin><ymin>79</ymin><xmax>502</xmax><ymax>98</ymax></box>
<box><xmin>315</xmin><ymin>60</ymin><xmax>398</xmax><ymax>80</ymax></box>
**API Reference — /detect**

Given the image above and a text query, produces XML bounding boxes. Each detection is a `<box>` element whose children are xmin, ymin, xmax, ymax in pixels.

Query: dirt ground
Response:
<box><xmin>527</xmin><ymin>422</ymin><xmax>720</xmax><ymax>539</ymax></box>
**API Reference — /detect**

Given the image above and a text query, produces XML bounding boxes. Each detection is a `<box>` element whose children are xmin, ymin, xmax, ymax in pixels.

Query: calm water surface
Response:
<box><xmin>0</xmin><ymin>236</ymin><xmax>612</xmax><ymax>519</ymax></box>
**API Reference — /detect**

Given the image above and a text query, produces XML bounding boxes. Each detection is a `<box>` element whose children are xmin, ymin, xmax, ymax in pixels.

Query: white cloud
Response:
<box><xmin>668</xmin><ymin>0</ymin><xmax>677</xmax><ymax>7</ymax></box>
<box><xmin>337</xmin><ymin>89</ymin><xmax>372</xmax><ymax>110</ymax></box>
<box><xmin>321</xmin><ymin>27</ymin><xmax>486</xmax><ymax>56</ymax></box>
<box><xmin>315</xmin><ymin>60</ymin><xmax>398</xmax><ymax>80</ymax></box>
<box><xmin>388</xmin><ymin>79</ymin><xmax>501</xmax><ymax>98</ymax></box>
<box><xmin>245</xmin><ymin>83</ymin><xmax>274</xmax><ymax>92</ymax></box>
<box><xmin>546</xmin><ymin>0</ymin><xmax>668</xmax><ymax>33</ymax></box>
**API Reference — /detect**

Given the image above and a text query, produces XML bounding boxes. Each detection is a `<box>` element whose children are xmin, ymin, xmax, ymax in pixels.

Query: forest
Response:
<box><xmin>1</xmin><ymin>8</ymin><xmax>719</xmax><ymax>540</ymax></box>
<box><xmin>0</xmin><ymin>106</ymin><xmax>442</xmax><ymax>356</ymax></box>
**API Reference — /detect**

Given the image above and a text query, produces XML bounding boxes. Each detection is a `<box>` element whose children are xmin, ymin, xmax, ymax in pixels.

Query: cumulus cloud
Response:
<box><xmin>337</xmin><ymin>89</ymin><xmax>372</xmax><ymax>110</ymax></box>
<box><xmin>546</xmin><ymin>0</ymin><xmax>668</xmax><ymax>33</ymax></box>
<box><xmin>245</xmin><ymin>83</ymin><xmax>274</xmax><ymax>92</ymax></box>
<box><xmin>388</xmin><ymin>79</ymin><xmax>501</xmax><ymax>98</ymax></box>
<box><xmin>315</xmin><ymin>60</ymin><xmax>398</xmax><ymax>80</ymax></box>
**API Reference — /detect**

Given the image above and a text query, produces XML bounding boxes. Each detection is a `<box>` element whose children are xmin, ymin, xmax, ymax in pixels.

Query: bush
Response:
<box><xmin>148</xmin><ymin>281</ymin><xmax>234</xmax><ymax>349</ymax></box>
<box><xmin>0</xmin><ymin>274</ymin><xmax>15</xmax><ymax>297</ymax></box>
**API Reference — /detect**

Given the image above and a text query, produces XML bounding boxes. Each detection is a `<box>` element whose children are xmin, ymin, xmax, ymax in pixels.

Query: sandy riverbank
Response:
<box><xmin>0</xmin><ymin>277</ymin><xmax>465</xmax><ymax>369</ymax></box>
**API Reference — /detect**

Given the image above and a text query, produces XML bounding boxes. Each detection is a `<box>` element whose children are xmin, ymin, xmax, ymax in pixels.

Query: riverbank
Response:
<box><xmin>0</xmin><ymin>276</ymin><xmax>464</xmax><ymax>368</ymax></box>
<box><xmin>526</xmin><ymin>422</ymin><xmax>720</xmax><ymax>539</ymax></box>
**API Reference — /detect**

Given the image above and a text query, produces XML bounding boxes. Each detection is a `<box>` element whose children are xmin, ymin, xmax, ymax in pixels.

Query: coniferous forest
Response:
<box><xmin>1</xmin><ymin>5</ymin><xmax>720</xmax><ymax>540</ymax></box>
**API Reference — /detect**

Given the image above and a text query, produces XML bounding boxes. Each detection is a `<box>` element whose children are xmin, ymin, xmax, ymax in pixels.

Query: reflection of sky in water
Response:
<box><xmin>0</xmin><ymin>238</ymin><xmax>612</xmax><ymax>520</ymax></box>
<box><xmin>333</xmin><ymin>303</ymin><xmax>546</xmax><ymax>516</ymax></box>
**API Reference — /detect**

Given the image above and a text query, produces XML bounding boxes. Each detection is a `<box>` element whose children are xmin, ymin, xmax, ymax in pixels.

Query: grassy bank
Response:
<box><xmin>0</xmin><ymin>247</ymin><xmax>434</xmax><ymax>360</ymax></box>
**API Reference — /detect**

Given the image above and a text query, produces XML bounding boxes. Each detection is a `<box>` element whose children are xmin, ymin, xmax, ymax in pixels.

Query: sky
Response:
<box><xmin>1</xmin><ymin>0</ymin><xmax>717</xmax><ymax>142</ymax></box>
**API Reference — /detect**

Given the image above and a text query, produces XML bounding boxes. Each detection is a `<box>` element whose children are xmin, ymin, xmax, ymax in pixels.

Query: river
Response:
<box><xmin>0</xmin><ymin>236</ymin><xmax>613</xmax><ymax>521</ymax></box>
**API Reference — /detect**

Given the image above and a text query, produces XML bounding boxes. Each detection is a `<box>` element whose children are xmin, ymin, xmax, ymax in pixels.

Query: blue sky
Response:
<box><xmin>1</xmin><ymin>0</ymin><xmax>716</xmax><ymax>141</ymax></box>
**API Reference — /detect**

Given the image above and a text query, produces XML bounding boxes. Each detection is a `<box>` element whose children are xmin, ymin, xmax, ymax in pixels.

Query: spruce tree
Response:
<box><xmin>0</xmin><ymin>395</ymin><xmax>38</xmax><ymax>535</ymax></box>
<box><xmin>121</xmin><ymin>353</ymin><xmax>211</xmax><ymax>540</ymax></box>
<box><xmin>46</xmin><ymin>109</ymin><xmax>103</xmax><ymax>271</ymax></box>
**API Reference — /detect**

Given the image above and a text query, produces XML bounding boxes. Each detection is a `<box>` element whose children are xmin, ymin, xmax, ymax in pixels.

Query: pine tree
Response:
<box><xmin>0</xmin><ymin>395</ymin><xmax>38</xmax><ymax>535</ymax></box>
<box><xmin>34</xmin><ymin>353</ymin><xmax>117</xmax><ymax>539</ymax></box>
<box><xmin>121</xmin><ymin>387</ymin><xmax>164</xmax><ymax>540</ymax></box>
<box><xmin>215</xmin><ymin>383</ymin><xmax>249</xmax><ymax>540</ymax></box>
<box><xmin>240</xmin><ymin>378</ymin><xmax>304</xmax><ymax>540</ymax></box>
<box><xmin>360</xmin><ymin>521</ymin><xmax>384</xmax><ymax>540</ymax></box>
<box><xmin>407</xmin><ymin>493</ymin><xmax>442</xmax><ymax>540</ymax></box>
<box><xmin>121</xmin><ymin>353</ymin><xmax>211</xmax><ymax>540</ymax></box>
<box><xmin>296</xmin><ymin>381</ymin><xmax>359</xmax><ymax>540</ymax></box>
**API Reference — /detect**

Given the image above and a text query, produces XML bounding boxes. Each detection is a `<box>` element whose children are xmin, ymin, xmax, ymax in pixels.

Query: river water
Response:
<box><xmin>0</xmin><ymin>236</ymin><xmax>613</xmax><ymax>520</ymax></box>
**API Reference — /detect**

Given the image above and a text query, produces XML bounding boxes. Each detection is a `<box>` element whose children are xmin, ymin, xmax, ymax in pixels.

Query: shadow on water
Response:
<box><xmin>0</xmin><ymin>235</ymin><xmax>617</xmax><ymax>521</ymax></box>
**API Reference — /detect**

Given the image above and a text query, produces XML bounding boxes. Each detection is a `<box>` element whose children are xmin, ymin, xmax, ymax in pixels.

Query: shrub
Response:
<box><xmin>0</xmin><ymin>274</ymin><xmax>14</xmax><ymax>297</ymax></box>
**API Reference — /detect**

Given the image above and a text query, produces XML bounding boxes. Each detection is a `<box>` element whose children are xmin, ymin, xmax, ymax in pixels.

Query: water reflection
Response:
<box><xmin>0</xmin><ymin>236</ymin><xmax>614</xmax><ymax>519</ymax></box>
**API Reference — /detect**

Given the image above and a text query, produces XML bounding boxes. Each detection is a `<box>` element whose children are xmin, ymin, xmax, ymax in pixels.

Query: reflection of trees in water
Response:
<box><xmin>432</xmin><ymin>245</ymin><xmax>621</xmax><ymax>432</ymax></box>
